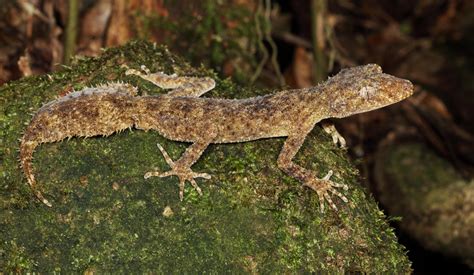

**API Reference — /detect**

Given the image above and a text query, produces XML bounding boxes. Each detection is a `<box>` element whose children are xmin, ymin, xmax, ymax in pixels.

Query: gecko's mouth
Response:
<box><xmin>398</xmin><ymin>79</ymin><xmax>414</xmax><ymax>100</ymax></box>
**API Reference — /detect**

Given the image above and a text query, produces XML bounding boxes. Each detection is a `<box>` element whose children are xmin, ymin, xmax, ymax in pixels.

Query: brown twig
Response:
<box><xmin>64</xmin><ymin>0</ymin><xmax>79</xmax><ymax>65</ymax></box>
<box><xmin>311</xmin><ymin>0</ymin><xmax>327</xmax><ymax>83</ymax></box>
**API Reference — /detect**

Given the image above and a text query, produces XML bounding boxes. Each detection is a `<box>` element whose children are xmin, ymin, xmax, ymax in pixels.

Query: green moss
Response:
<box><xmin>131</xmin><ymin>1</ymin><xmax>259</xmax><ymax>84</ymax></box>
<box><xmin>379</xmin><ymin>142</ymin><xmax>474</xmax><ymax>267</ymax></box>
<box><xmin>0</xmin><ymin>40</ymin><xmax>410</xmax><ymax>272</ymax></box>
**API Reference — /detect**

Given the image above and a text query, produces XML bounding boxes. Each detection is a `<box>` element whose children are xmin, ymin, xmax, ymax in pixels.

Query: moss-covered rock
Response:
<box><xmin>375</xmin><ymin>142</ymin><xmax>474</xmax><ymax>268</ymax></box>
<box><xmin>0</xmin><ymin>40</ymin><xmax>410</xmax><ymax>272</ymax></box>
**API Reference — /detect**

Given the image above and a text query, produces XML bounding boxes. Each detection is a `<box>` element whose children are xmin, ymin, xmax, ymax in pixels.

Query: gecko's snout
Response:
<box><xmin>400</xmin><ymin>78</ymin><xmax>414</xmax><ymax>99</ymax></box>
<box><xmin>376</xmin><ymin>75</ymin><xmax>414</xmax><ymax>104</ymax></box>
<box><xmin>325</xmin><ymin>66</ymin><xmax>415</xmax><ymax>118</ymax></box>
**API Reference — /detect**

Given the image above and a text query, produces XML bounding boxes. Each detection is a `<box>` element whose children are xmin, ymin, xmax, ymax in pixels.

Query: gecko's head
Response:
<box><xmin>323</xmin><ymin>64</ymin><xmax>414</xmax><ymax>118</ymax></box>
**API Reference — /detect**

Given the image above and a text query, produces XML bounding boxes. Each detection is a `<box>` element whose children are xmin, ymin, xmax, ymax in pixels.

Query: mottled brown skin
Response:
<box><xmin>20</xmin><ymin>64</ymin><xmax>413</xmax><ymax>210</ymax></box>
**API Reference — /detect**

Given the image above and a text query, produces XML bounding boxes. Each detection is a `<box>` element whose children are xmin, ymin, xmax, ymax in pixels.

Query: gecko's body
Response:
<box><xmin>20</xmin><ymin>64</ymin><xmax>413</xmax><ymax>210</ymax></box>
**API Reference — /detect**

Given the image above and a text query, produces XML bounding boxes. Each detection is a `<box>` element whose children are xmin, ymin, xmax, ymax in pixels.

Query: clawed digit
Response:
<box><xmin>156</xmin><ymin>143</ymin><xmax>175</xmax><ymax>168</ymax></box>
<box><xmin>189</xmin><ymin>178</ymin><xmax>203</xmax><ymax>195</ymax></box>
<box><xmin>328</xmin><ymin>187</ymin><xmax>348</xmax><ymax>203</ymax></box>
<box><xmin>303</xmin><ymin>170</ymin><xmax>349</xmax><ymax>213</ymax></box>
<box><xmin>144</xmin><ymin>143</ymin><xmax>211</xmax><ymax>200</ymax></box>
<box><xmin>324</xmin><ymin>192</ymin><xmax>337</xmax><ymax>211</ymax></box>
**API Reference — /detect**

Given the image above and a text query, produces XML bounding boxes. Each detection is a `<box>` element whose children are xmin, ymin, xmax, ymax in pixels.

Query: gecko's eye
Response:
<box><xmin>357</xmin><ymin>85</ymin><xmax>377</xmax><ymax>101</ymax></box>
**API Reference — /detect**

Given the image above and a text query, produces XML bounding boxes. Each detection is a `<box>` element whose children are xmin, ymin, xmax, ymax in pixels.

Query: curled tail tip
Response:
<box><xmin>43</xmin><ymin>200</ymin><xmax>53</xmax><ymax>208</ymax></box>
<box><xmin>20</xmin><ymin>143</ymin><xmax>51</xmax><ymax>207</ymax></box>
<box><xmin>36</xmin><ymin>191</ymin><xmax>52</xmax><ymax>207</ymax></box>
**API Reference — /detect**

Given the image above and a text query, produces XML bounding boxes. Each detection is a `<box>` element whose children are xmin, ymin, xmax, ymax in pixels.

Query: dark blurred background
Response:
<box><xmin>1</xmin><ymin>0</ymin><xmax>472</xmax><ymax>273</ymax></box>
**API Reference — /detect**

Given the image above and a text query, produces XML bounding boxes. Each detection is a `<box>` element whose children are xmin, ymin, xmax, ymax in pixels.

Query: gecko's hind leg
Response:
<box><xmin>144</xmin><ymin>142</ymin><xmax>211</xmax><ymax>200</ymax></box>
<box><xmin>277</xmin><ymin>132</ymin><xmax>349</xmax><ymax>212</ymax></box>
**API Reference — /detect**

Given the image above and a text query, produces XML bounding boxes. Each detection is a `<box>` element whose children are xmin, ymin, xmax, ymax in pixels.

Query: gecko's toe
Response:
<box><xmin>190</xmin><ymin>178</ymin><xmax>203</xmax><ymax>196</ymax></box>
<box><xmin>140</xmin><ymin>65</ymin><xmax>151</xmax><ymax>74</ymax></box>
<box><xmin>324</xmin><ymin>192</ymin><xmax>338</xmax><ymax>211</ymax></box>
<box><xmin>178</xmin><ymin>179</ymin><xmax>185</xmax><ymax>201</ymax></box>
<box><xmin>144</xmin><ymin>172</ymin><xmax>151</xmax><ymax>179</ymax></box>
<box><xmin>144</xmin><ymin>171</ymin><xmax>157</xmax><ymax>179</ymax></box>
<box><xmin>322</xmin><ymin>170</ymin><xmax>333</xmax><ymax>180</ymax></box>
<box><xmin>328</xmin><ymin>187</ymin><xmax>349</xmax><ymax>203</ymax></box>
<box><xmin>303</xmin><ymin>171</ymin><xmax>349</xmax><ymax>212</ymax></box>
<box><xmin>192</xmin><ymin>172</ymin><xmax>211</xmax><ymax>180</ymax></box>
<box><xmin>144</xmin><ymin>167</ymin><xmax>211</xmax><ymax>200</ymax></box>
<box><xmin>144</xmin><ymin>170</ymin><xmax>173</xmax><ymax>179</ymax></box>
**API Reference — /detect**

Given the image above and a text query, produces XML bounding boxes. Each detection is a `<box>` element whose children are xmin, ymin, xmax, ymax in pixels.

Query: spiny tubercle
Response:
<box><xmin>20</xmin><ymin>64</ymin><xmax>413</xmax><ymax>208</ymax></box>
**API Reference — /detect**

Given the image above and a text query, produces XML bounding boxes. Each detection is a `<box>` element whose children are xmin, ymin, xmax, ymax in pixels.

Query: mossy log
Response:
<box><xmin>0</xmin><ymin>40</ymin><xmax>410</xmax><ymax>273</ymax></box>
<box><xmin>375</xmin><ymin>142</ymin><xmax>474</xmax><ymax>268</ymax></box>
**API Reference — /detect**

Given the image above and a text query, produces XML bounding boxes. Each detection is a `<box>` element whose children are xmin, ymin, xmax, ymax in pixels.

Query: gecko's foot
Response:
<box><xmin>322</xmin><ymin>123</ymin><xmax>347</xmax><ymax>148</ymax></box>
<box><xmin>144</xmin><ymin>168</ymin><xmax>211</xmax><ymax>200</ymax></box>
<box><xmin>144</xmin><ymin>143</ymin><xmax>211</xmax><ymax>200</ymax></box>
<box><xmin>302</xmin><ymin>170</ymin><xmax>349</xmax><ymax>212</ymax></box>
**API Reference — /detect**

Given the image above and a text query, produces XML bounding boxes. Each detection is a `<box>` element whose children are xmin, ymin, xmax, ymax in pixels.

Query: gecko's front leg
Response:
<box><xmin>277</xmin><ymin>132</ymin><xmax>349</xmax><ymax>212</ymax></box>
<box><xmin>321</xmin><ymin>122</ymin><xmax>346</xmax><ymax>148</ymax></box>
<box><xmin>125</xmin><ymin>65</ymin><xmax>215</xmax><ymax>97</ymax></box>
<box><xmin>145</xmin><ymin>141</ymin><xmax>212</xmax><ymax>200</ymax></box>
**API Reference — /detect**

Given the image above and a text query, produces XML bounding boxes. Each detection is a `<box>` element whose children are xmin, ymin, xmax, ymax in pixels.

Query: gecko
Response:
<box><xmin>19</xmin><ymin>64</ymin><xmax>413</xmax><ymax>211</ymax></box>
